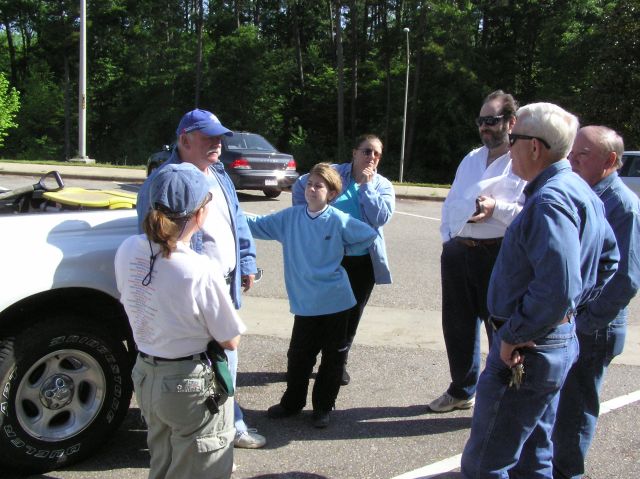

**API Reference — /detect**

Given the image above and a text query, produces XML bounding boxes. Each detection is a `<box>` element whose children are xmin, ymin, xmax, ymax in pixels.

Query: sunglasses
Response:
<box><xmin>475</xmin><ymin>115</ymin><xmax>504</xmax><ymax>127</ymax></box>
<box><xmin>358</xmin><ymin>148</ymin><xmax>382</xmax><ymax>158</ymax></box>
<box><xmin>508</xmin><ymin>133</ymin><xmax>551</xmax><ymax>149</ymax></box>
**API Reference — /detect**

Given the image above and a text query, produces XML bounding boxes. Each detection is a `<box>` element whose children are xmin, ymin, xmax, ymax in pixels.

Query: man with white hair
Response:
<box><xmin>552</xmin><ymin>126</ymin><xmax>640</xmax><ymax>479</ymax></box>
<box><xmin>460</xmin><ymin>103</ymin><xmax>619</xmax><ymax>478</ymax></box>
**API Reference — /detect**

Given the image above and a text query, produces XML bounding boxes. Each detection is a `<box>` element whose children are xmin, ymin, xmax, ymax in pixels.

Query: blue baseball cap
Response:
<box><xmin>149</xmin><ymin>163</ymin><xmax>211</xmax><ymax>218</ymax></box>
<box><xmin>176</xmin><ymin>109</ymin><xmax>233</xmax><ymax>138</ymax></box>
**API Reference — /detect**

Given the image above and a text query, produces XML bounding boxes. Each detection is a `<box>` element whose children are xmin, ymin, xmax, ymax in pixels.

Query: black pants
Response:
<box><xmin>441</xmin><ymin>238</ymin><xmax>501</xmax><ymax>399</ymax></box>
<box><xmin>280</xmin><ymin>310</ymin><xmax>349</xmax><ymax>412</ymax></box>
<box><xmin>341</xmin><ymin>254</ymin><xmax>376</xmax><ymax>351</ymax></box>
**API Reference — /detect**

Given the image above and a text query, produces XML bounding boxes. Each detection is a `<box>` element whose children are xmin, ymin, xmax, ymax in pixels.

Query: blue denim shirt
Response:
<box><xmin>136</xmin><ymin>148</ymin><xmax>257</xmax><ymax>309</ymax></box>
<box><xmin>291</xmin><ymin>162</ymin><xmax>395</xmax><ymax>284</ymax></box>
<box><xmin>577</xmin><ymin>171</ymin><xmax>640</xmax><ymax>333</ymax></box>
<box><xmin>487</xmin><ymin>160</ymin><xmax>619</xmax><ymax>344</ymax></box>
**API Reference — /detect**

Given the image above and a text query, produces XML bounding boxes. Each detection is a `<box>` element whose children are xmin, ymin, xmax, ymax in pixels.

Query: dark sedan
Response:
<box><xmin>147</xmin><ymin>132</ymin><xmax>299</xmax><ymax>198</ymax></box>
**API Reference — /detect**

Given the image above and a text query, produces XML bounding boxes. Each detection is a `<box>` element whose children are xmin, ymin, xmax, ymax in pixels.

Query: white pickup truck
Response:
<box><xmin>0</xmin><ymin>208</ymin><xmax>139</xmax><ymax>474</ymax></box>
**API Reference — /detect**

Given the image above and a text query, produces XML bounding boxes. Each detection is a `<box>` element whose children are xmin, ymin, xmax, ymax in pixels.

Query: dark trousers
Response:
<box><xmin>280</xmin><ymin>310</ymin><xmax>349</xmax><ymax>412</ymax></box>
<box><xmin>341</xmin><ymin>254</ymin><xmax>376</xmax><ymax>352</ymax></box>
<box><xmin>441</xmin><ymin>238</ymin><xmax>501</xmax><ymax>400</ymax></box>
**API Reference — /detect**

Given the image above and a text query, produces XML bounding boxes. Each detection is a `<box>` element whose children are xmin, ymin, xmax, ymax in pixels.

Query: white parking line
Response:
<box><xmin>395</xmin><ymin>211</ymin><xmax>440</xmax><ymax>221</ymax></box>
<box><xmin>599</xmin><ymin>389</ymin><xmax>640</xmax><ymax>414</ymax></box>
<box><xmin>390</xmin><ymin>389</ymin><xmax>640</xmax><ymax>479</ymax></box>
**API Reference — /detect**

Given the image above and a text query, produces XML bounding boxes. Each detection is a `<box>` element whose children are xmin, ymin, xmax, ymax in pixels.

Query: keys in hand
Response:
<box><xmin>509</xmin><ymin>363</ymin><xmax>525</xmax><ymax>389</ymax></box>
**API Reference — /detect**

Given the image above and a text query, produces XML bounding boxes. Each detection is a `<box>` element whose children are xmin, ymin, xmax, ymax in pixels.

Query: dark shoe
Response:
<box><xmin>267</xmin><ymin>403</ymin><xmax>300</xmax><ymax>419</ymax></box>
<box><xmin>341</xmin><ymin>368</ymin><xmax>350</xmax><ymax>386</ymax></box>
<box><xmin>312</xmin><ymin>410</ymin><xmax>331</xmax><ymax>428</ymax></box>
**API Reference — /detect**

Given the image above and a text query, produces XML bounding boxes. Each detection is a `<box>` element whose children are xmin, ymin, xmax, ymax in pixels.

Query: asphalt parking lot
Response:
<box><xmin>6</xmin><ymin>329</ymin><xmax>639</xmax><ymax>479</ymax></box>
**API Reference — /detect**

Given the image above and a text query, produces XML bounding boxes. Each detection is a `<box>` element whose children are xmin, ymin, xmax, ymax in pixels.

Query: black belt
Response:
<box><xmin>139</xmin><ymin>351</ymin><xmax>208</xmax><ymax>362</ymax></box>
<box><xmin>455</xmin><ymin>237</ymin><xmax>502</xmax><ymax>247</ymax></box>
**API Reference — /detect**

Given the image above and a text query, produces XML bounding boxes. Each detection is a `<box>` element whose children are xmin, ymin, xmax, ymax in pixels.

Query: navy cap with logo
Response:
<box><xmin>176</xmin><ymin>109</ymin><xmax>233</xmax><ymax>138</ymax></box>
<box><xmin>149</xmin><ymin>163</ymin><xmax>210</xmax><ymax>219</ymax></box>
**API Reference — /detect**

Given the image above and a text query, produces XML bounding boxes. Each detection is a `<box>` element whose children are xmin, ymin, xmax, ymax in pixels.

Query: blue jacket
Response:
<box><xmin>247</xmin><ymin>205</ymin><xmax>377</xmax><ymax>316</ymax></box>
<box><xmin>487</xmin><ymin>160</ymin><xmax>619</xmax><ymax>344</ymax></box>
<box><xmin>136</xmin><ymin>149</ymin><xmax>257</xmax><ymax>309</ymax></box>
<box><xmin>577</xmin><ymin>172</ymin><xmax>640</xmax><ymax>333</ymax></box>
<box><xmin>292</xmin><ymin>162</ymin><xmax>394</xmax><ymax>284</ymax></box>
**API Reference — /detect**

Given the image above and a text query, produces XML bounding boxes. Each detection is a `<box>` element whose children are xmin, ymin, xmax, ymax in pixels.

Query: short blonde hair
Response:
<box><xmin>308</xmin><ymin>162</ymin><xmax>343</xmax><ymax>194</ymax></box>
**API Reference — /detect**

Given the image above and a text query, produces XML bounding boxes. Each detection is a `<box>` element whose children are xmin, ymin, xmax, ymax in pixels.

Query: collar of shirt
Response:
<box><xmin>524</xmin><ymin>159</ymin><xmax>571</xmax><ymax>198</ymax></box>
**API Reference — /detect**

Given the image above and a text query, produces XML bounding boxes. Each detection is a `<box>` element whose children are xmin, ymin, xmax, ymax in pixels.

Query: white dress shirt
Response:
<box><xmin>440</xmin><ymin>146</ymin><xmax>526</xmax><ymax>242</ymax></box>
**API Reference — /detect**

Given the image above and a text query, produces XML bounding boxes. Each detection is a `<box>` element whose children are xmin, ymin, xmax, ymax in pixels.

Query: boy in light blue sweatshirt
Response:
<box><xmin>247</xmin><ymin>162</ymin><xmax>377</xmax><ymax>428</ymax></box>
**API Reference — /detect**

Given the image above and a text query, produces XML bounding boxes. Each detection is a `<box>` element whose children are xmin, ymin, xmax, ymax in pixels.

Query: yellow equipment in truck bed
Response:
<box><xmin>42</xmin><ymin>187</ymin><xmax>137</xmax><ymax>209</ymax></box>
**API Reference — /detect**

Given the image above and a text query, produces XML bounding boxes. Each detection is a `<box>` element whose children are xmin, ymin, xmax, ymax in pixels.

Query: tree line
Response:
<box><xmin>0</xmin><ymin>0</ymin><xmax>638</xmax><ymax>183</ymax></box>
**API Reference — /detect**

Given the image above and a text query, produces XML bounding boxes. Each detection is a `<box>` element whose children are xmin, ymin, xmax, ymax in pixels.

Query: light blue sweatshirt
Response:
<box><xmin>247</xmin><ymin>205</ymin><xmax>378</xmax><ymax>316</ymax></box>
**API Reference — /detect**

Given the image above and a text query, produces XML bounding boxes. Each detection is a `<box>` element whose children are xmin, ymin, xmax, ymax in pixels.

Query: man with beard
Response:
<box><xmin>428</xmin><ymin>90</ymin><xmax>527</xmax><ymax>413</ymax></box>
<box><xmin>137</xmin><ymin>109</ymin><xmax>266</xmax><ymax>455</ymax></box>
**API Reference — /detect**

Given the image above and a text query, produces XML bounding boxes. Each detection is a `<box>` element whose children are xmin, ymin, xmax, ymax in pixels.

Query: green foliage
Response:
<box><xmin>0</xmin><ymin>72</ymin><xmax>20</xmax><ymax>148</ymax></box>
<box><xmin>0</xmin><ymin>0</ymin><xmax>638</xmax><ymax>175</ymax></box>
<box><xmin>8</xmin><ymin>64</ymin><xmax>64</xmax><ymax>160</ymax></box>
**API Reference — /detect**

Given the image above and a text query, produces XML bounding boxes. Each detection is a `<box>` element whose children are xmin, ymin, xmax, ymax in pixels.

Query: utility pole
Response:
<box><xmin>71</xmin><ymin>0</ymin><xmax>95</xmax><ymax>163</ymax></box>
<box><xmin>399</xmin><ymin>27</ymin><xmax>410</xmax><ymax>182</ymax></box>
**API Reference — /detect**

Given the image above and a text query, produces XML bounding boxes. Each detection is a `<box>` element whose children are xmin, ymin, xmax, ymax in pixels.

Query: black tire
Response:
<box><xmin>0</xmin><ymin>316</ymin><xmax>133</xmax><ymax>474</ymax></box>
<box><xmin>263</xmin><ymin>188</ymin><xmax>282</xmax><ymax>198</ymax></box>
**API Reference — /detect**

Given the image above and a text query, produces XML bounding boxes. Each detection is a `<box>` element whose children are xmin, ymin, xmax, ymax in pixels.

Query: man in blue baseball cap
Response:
<box><xmin>137</xmin><ymin>109</ymin><xmax>266</xmax><ymax>452</ymax></box>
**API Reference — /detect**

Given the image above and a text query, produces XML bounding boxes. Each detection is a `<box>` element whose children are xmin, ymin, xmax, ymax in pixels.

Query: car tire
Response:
<box><xmin>0</xmin><ymin>316</ymin><xmax>133</xmax><ymax>474</ymax></box>
<box><xmin>263</xmin><ymin>188</ymin><xmax>282</xmax><ymax>198</ymax></box>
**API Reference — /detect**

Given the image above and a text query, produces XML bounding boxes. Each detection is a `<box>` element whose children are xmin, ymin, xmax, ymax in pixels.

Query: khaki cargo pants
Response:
<box><xmin>133</xmin><ymin>354</ymin><xmax>235</xmax><ymax>479</ymax></box>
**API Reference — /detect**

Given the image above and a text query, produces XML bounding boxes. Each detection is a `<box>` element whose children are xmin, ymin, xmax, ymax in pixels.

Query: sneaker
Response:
<box><xmin>340</xmin><ymin>368</ymin><xmax>350</xmax><ymax>386</ymax></box>
<box><xmin>428</xmin><ymin>392</ymin><xmax>475</xmax><ymax>412</ymax></box>
<box><xmin>312</xmin><ymin>410</ymin><xmax>331</xmax><ymax>428</ymax></box>
<box><xmin>234</xmin><ymin>428</ymin><xmax>266</xmax><ymax>449</ymax></box>
<box><xmin>267</xmin><ymin>403</ymin><xmax>300</xmax><ymax>419</ymax></box>
<box><xmin>232</xmin><ymin>463</ymin><xmax>237</xmax><ymax>473</ymax></box>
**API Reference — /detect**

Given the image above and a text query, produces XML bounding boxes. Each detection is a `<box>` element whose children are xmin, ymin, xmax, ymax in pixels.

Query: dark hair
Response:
<box><xmin>483</xmin><ymin>90</ymin><xmax>518</xmax><ymax>120</ymax></box>
<box><xmin>353</xmin><ymin>133</ymin><xmax>383</xmax><ymax>151</ymax></box>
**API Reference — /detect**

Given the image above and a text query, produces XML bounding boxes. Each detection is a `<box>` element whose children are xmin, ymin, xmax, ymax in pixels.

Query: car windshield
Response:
<box><xmin>225</xmin><ymin>134</ymin><xmax>275</xmax><ymax>151</ymax></box>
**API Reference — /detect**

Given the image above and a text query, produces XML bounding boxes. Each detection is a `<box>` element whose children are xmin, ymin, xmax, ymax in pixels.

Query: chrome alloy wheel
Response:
<box><xmin>15</xmin><ymin>349</ymin><xmax>106</xmax><ymax>441</ymax></box>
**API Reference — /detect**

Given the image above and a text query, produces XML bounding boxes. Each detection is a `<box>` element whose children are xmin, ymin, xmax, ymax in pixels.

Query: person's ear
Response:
<box><xmin>507</xmin><ymin>116</ymin><xmax>517</xmax><ymax>132</ymax></box>
<box><xmin>195</xmin><ymin>206</ymin><xmax>206</xmax><ymax>228</ymax></box>
<box><xmin>327</xmin><ymin>190</ymin><xmax>338</xmax><ymax>202</ymax></box>
<box><xmin>604</xmin><ymin>151</ymin><xmax>617</xmax><ymax>170</ymax></box>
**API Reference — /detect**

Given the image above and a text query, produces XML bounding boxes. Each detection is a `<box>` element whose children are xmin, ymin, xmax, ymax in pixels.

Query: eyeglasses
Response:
<box><xmin>358</xmin><ymin>148</ymin><xmax>382</xmax><ymax>158</ymax></box>
<box><xmin>475</xmin><ymin>115</ymin><xmax>504</xmax><ymax>127</ymax></box>
<box><xmin>508</xmin><ymin>133</ymin><xmax>551</xmax><ymax>149</ymax></box>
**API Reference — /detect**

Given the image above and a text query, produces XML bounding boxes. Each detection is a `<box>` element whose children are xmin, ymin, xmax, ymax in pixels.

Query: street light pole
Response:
<box><xmin>399</xmin><ymin>27</ymin><xmax>410</xmax><ymax>183</ymax></box>
<box><xmin>73</xmin><ymin>0</ymin><xmax>94</xmax><ymax>163</ymax></box>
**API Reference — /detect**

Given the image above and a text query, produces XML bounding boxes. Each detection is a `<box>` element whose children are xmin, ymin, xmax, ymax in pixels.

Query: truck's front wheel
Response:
<box><xmin>0</xmin><ymin>316</ymin><xmax>133</xmax><ymax>474</ymax></box>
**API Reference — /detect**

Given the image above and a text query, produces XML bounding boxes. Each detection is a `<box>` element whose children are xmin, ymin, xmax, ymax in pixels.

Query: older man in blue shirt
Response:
<box><xmin>552</xmin><ymin>126</ymin><xmax>640</xmax><ymax>479</ymax></box>
<box><xmin>460</xmin><ymin>103</ymin><xmax>619</xmax><ymax>478</ymax></box>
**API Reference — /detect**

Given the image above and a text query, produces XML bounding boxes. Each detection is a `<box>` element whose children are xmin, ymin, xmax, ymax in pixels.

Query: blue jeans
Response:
<box><xmin>552</xmin><ymin>311</ymin><xmax>627</xmax><ymax>479</ymax></box>
<box><xmin>225</xmin><ymin>349</ymin><xmax>247</xmax><ymax>435</ymax></box>
<box><xmin>461</xmin><ymin>321</ymin><xmax>578</xmax><ymax>479</ymax></box>
<box><xmin>441</xmin><ymin>239</ymin><xmax>500</xmax><ymax>399</ymax></box>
